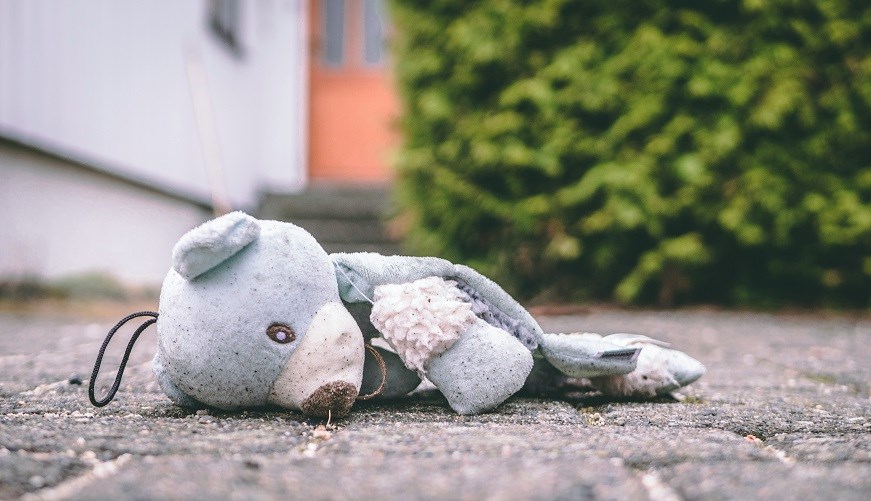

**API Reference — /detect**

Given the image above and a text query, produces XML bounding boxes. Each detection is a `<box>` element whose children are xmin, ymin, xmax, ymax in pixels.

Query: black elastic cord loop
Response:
<box><xmin>88</xmin><ymin>311</ymin><xmax>158</xmax><ymax>407</ymax></box>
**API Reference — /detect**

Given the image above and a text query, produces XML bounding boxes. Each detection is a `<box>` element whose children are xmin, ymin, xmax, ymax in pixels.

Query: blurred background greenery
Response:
<box><xmin>390</xmin><ymin>0</ymin><xmax>870</xmax><ymax>308</ymax></box>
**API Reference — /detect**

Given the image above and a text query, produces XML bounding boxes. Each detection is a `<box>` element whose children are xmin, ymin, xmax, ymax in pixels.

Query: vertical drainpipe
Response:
<box><xmin>297</xmin><ymin>0</ymin><xmax>311</xmax><ymax>191</ymax></box>
<box><xmin>185</xmin><ymin>49</ymin><xmax>234</xmax><ymax>216</ymax></box>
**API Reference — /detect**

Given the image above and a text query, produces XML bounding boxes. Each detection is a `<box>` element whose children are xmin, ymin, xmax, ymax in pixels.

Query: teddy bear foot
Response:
<box><xmin>587</xmin><ymin>334</ymin><xmax>706</xmax><ymax>397</ymax></box>
<box><xmin>426</xmin><ymin>318</ymin><xmax>533</xmax><ymax>415</ymax></box>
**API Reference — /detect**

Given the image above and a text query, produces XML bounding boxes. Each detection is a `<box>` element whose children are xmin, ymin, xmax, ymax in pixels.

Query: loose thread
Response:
<box><xmin>356</xmin><ymin>344</ymin><xmax>387</xmax><ymax>401</ymax></box>
<box><xmin>332</xmin><ymin>260</ymin><xmax>375</xmax><ymax>304</ymax></box>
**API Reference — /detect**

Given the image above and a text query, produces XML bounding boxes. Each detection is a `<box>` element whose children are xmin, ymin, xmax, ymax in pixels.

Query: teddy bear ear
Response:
<box><xmin>172</xmin><ymin>211</ymin><xmax>261</xmax><ymax>280</ymax></box>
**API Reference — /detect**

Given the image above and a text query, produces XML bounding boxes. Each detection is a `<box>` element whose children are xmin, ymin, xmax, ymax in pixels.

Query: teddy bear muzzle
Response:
<box><xmin>267</xmin><ymin>301</ymin><xmax>365</xmax><ymax>417</ymax></box>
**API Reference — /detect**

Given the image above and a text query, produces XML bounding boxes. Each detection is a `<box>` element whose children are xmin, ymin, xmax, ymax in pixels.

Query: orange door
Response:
<box><xmin>308</xmin><ymin>0</ymin><xmax>398</xmax><ymax>183</ymax></box>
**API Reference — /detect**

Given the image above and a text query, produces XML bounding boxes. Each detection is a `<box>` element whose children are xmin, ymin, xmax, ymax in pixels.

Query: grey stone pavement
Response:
<box><xmin>0</xmin><ymin>304</ymin><xmax>868</xmax><ymax>500</ymax></box>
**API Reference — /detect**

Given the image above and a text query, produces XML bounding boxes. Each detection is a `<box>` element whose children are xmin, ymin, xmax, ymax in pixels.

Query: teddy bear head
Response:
<box><xmin>154</xmin><ymin>212</ymin><xmax>365</xmax><ymax>417</ymax></box>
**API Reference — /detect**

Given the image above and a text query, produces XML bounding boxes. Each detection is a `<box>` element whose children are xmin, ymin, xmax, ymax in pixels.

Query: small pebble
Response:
<box><xmin>312</xmin><ymin>427</ymin><xmax>332</xmax><ymax>440</ymax></box>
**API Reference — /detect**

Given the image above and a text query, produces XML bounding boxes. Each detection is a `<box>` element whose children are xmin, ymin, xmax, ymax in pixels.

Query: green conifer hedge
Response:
<box><xmin>390</xmin><ymin>0</ymin><xmax>870</xmax><ymax>307</ymax></box>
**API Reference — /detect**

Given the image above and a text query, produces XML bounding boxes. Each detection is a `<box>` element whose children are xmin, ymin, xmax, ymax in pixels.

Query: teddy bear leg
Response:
<box><xmin>152</xmin><ymin>352</ymin><xmax>205</xmax><ymax>409</ymax></box>
<box><xmin>425</xmin><ymin>318</ymin><xmax>533</xmax><ymax>415</ymax></box>
<box><xmin>536</xmin><ymin>333</ymin><xmax>705</xmax><ymax>397</ymax></box>
<box><xmin>539</xmin><ymin>333</ymin><xmax>640</xmax><ymax>378</ymax></box>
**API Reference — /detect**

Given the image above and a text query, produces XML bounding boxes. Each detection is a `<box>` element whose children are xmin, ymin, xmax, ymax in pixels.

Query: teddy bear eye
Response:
<box><xmin>266</xmin><ymin>324</ymin><xmax>296</xmax><ymax>344</ymax></box>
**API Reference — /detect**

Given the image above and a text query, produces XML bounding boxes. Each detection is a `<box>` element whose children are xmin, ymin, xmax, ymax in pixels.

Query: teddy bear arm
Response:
<box><xmin>332</xmin><ymin>253</ymin><xmax>545</xmax><ymax>350</ymax></box>
<box><xmin>451</xmin><ymin>264</ymin><xmax>544</xmax><ymax>350</ymax></box>
<box><xmin>331</xmin><ymin>252</ymin><xmax>457</xmax><ymax>304</ymax></box>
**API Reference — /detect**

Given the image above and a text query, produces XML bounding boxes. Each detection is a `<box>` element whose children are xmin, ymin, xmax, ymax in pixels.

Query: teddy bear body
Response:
<box><xmin>145</xmin><ymin>212</ymin><xmax>705</xmax><ymax>417</ymax></box>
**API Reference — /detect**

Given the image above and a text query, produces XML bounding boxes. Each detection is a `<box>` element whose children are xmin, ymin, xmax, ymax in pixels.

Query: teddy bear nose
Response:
<box><xmin>299</xmin><ymin>381</ymin><xmax>357</xmax><ymax>417</ymax></box>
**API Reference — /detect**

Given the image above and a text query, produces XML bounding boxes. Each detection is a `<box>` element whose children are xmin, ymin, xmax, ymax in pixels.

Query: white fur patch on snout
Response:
<box><xmin>268</xmin><ymin>302</ymin><xmax>364</xmax><ymax>410</ymax></box>
<box><xmin>370</xmin><ymin>277</ymin><xmax>476</xmax><ymax>374</ymax></box>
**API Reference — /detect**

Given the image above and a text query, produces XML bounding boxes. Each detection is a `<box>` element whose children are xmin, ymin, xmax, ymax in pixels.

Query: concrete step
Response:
<box><xmin>286</xmin><ymin>218</ymin><xmax>387</xmax><ymax>244</ymax></box>
<box><xmin>256</xmin><ymin>186</ymin><xmax>402</xmax><ymax>255</ymax></box>
<box><xmin>259</xmin><ymin>186</ymin><xmax>393</xmax><ymax>220</ymax></box>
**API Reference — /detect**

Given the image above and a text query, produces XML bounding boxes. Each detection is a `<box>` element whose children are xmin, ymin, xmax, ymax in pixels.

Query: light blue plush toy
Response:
<box><xmin>89</xmin><ymin>212</ymin><xmax>705</xmax><ymax>417</ymax></box>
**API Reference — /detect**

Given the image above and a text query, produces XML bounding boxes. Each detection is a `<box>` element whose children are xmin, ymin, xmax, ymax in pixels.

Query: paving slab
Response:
<box><xmin>0</xmin><ymin>306</ymin><xmax>868</xmax><ymax>500</ymax></box>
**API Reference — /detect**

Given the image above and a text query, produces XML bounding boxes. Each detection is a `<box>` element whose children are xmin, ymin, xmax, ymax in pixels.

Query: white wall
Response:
<box><xmin>0</xmin><ymin>0</ymin><xmax>308</xmax><ymax>209</ymax></box>
<box><xmin>0</xmin><ymin>142</ymin><xmax>211</xmax><ymax>284</ymax></box>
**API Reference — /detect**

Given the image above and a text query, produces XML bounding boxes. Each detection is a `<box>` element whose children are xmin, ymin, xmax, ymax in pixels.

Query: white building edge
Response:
<box><xmin>0</xmin><ymin>0</ymin><xmax>310</xmax><ymax>284</ymax></box>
